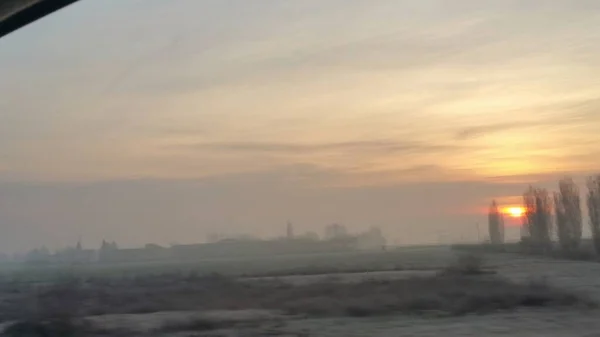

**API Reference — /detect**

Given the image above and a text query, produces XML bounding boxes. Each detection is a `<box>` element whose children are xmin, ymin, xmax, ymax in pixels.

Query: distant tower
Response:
<box><xmin>286</xmin><ymin>221</ymin><xmax>294</xmax><ymax>239</ymax></box>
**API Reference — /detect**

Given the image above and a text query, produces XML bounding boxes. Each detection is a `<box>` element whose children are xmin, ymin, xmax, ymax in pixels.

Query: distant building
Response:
<box><xmin>98</xmin><ymin>240</ymin><xmax>170</xmax><ymax>263</ymax></box>
<box><xmin>286</xmin><ymin>221</ymin><xmax>294</xmax><ymax>239</ymax></box>
<box><xmin>25</xmin><ymin>247</ymin><xmax>51</xmax><ymax>264</ymax></box>
<box><xmin>298</xmin><ymin>231</ymin><xmax>320</xmax><ymax>241</ymax></box>
<box><xmin>206</xmin><ymin>233</ymin><xmax>224</xmax><ymax>243</ymax></box>
<box><xmin>356</xmin><ymin>227</ymin><xmax>386</xmax><ymax>250</ymax></box>
<box><xmin>54</xmin><ymin>247</ymin><xmax>95</xmax><ymax>264</ymax></box>
<box><xmin>324</xmin><ymin>223</ymin><xmax>348</xmax><ymax>240</ymax></box>
<box><xmin>98</xmin><ymin>240</ymin><xmax>119</xmax><ymax>262</ymax></box>
<box><xmin>57</xmin><ymin>240</ymin><xmax>95</xmax><ymax>263</ymax></box>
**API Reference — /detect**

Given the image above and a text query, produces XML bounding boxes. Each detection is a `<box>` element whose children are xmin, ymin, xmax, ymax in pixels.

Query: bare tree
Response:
<box><xmin>523</xmin><ymin>186</ymin><xmax>536</xmax><ymax>241</ymax></box>
<box><xmin>488</xmin><ymin>200</ymin><xmax>504</xmax><ymax>244</ymax></box>
<box><xmin>554</xmin><ymin>177</ymin><xmax>582</xmax><ymax>251</ymax></box>
<box><xmin>554</xmin><ymin>192</ymin><xmax>568</xmax><ymax>249</ymax></box>
<box><xmin>587</xmin><ymin>176</ymin><xmax>600</xmax><ymax>253</ymax></box>
<box><xmin>523</xmin><ymin>186</ymin><xmax>552</xmax><ymax>249</ymax></box>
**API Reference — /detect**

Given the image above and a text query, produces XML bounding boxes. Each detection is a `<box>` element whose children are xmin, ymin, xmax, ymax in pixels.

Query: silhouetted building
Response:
<box><xmin>356</xmin><ymin>227</ymin><xmax>386</xmax><ymax>250</ymax></box>
<box><xmin>324</xmin><ymin>223</ymin><xmax>348</xmax><ymax>240</ymax></box>
<box><xmin>286</xmin><ymin>221</ymin><xmax>294</xmax><ymax>239</ymax></box>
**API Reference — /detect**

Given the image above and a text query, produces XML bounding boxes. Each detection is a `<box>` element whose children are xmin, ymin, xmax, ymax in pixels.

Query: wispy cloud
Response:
<box><xmin>175</xmin><ymin>140</ymin><xmax>460</xmax><ymax>155</ymax></box>
<box><xmin>2</xmin><ymin>0</ymin><xmax>600</xmax><ymax>184</ymax></box>
<box><xmin>454</xmin><ymin>96</ymin><xmax>600</xmax><ymax>141</ymax></box>
<box><xmin>455</xmin><ymin>122</ymin><xmax>530</xmax><ymax>140</ymax></box>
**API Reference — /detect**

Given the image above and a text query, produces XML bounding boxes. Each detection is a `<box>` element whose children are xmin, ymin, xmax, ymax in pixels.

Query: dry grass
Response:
<box><xmin>280</xmin><ymin>275</ymin><xmax>593</xmax><ymax>317</ymax></box>
<box><xmin>1</xmin><ymin>318</ymin><xmax>130</xmax><ymax>337</ymax></box>
<box><xmin>239</xmin><ymin>264</ymin><xmax>410</xmax><ymax>279</ymax></box>
<box><xmin>155</xmin><ymin>315</ymin><xmax>285</xmax><ymax>335</ymax></box>
<box><xmin>438</xmin><ymin>253</ymin><xmax>496</xmax><ymax>276</ymax></box>
<box><xmin>452</xmin><ymin>241</ymin><xmax>600</xmax><ymax>263</ymax></box>
<box><xmin>158</xmin><ymin>317</ymin><xmax>235</xmax><ymax>332</ymax></box>
<box><xmin>0</xmin><ymin>254</ymin><xmax>596</xmax><ymax>336</ymax></box>
<box><xmin>157</xmin><ymin>317</ymin><xmax>307</xmax><ymax>337</ymax></box>
<box><xmin>3</xmin><ymin>271</ymin><xmax>590</xmax><ymax>325</ymax></box>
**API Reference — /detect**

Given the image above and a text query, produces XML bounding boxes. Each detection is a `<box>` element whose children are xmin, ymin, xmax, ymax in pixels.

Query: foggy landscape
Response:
<box><xmin>3</xmin><ymin>0</ymin><xmax>600</xmax><ymax>336</ymax></box>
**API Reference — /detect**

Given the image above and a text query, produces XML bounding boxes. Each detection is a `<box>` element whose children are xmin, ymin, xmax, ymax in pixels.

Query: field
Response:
<box><xmin>0</xmin><ymin>246</ymin><xmax>453</xmax><ymax>281</ymax></box>
<box><xmin>1</xmin><ymin>246</ymin><xmax>600</xmax><ymax>336</ymax></box>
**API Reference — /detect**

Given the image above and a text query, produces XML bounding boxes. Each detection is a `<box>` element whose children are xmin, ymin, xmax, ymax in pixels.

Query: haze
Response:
<box><xmin>1</xmin><ymin>0</ymin><xmax>600</xmax><ymax>252</ymax></box>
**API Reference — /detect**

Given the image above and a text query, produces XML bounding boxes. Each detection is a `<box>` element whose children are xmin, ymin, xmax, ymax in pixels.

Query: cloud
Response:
<box><xmin>454</xmin><ymin>96</ymin><xmax>600</xmax><ymax>141</ymax></box>
<box><xmin>455</xmin><ymin>122</ymin><xmax>529</xmax><ymax>140</ymax></box>
<box><xmin>484</xmin><ymin>170</ymin><xmax>593</xmax><ymax>186</ymax></box>
<box><xmin>555</xmin><ymin>98</ymin><xmax>600</xmax><ymax>121</ymax></box>
<box><xmin>326</xmin><ymin>164</ymin><xmax>482</xmax><ymax>187</ymax></box>
<box><xmin>127</xmin><ymin>20</ymin><xmax>514</xmax><ymax>97</ymax></box>
<box><xmin>3</xmin><ymin>0</ymin><xmax>600</xmax><ymax>186</ymax></box>
<box><xmin>175</xmin><ymin>140</ymin><xmax>460</xmax><ymax>155</ymax></box>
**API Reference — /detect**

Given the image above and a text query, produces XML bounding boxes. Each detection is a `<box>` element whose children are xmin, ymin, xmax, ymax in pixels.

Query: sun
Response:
<box><xmin>503</xmin><ymin>206</ymin><xmax>525</xmax><ymax>218</ymax></box>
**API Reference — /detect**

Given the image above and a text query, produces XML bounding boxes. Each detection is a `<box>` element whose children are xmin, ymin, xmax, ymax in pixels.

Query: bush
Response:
<box><xmin>157</xmin><ymin>316</ymin><xmax>273</xmax><ymax>334</ymax></box>
<box><xmin>1</xmin><ymin>269</ymin><xmax>594</xmax><ymax>325</ymax></box>
<box><xmin>1</xmin><ymin>318</ymin><xmax>130</xmax><ymax>337</ymax></box>
<box><xmin>550</xmin><ymin>248</ymin><xmax>597</xmax><ymax>261</ymax></box>
<box><xmin>32</xmin><ymin>277</ymin><xmax>83</xmax><ymax>320</ymax></box>
<box><xmin>2</xmin><ymin>318</ymin><xmax>91</xmax><ymax>337</ymax></box>
<box><xmin>439</xmin><ymin>253</ymin><xmax>494</xmax><ymax>276</ymax></box>
<box><xmin>158</xmin><ymin>318</ymin><xmax>228</xmax><ymax>332</ymax></box>
<box><xmin>0</xmin><ymin>277</ymin><xmax>91</xmax><ymax>337</ymax></box>
<box><xmin>277</xmin><ymin>274</ymin><xmax>593</xmax><ymax>317</ymax></box>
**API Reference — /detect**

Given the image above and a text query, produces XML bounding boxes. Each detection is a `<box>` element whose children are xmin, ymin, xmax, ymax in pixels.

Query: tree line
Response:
<box><xmin>488</xmin><ymin>175</ymin><xmax>600</xmax><ymax>254</ymax></box>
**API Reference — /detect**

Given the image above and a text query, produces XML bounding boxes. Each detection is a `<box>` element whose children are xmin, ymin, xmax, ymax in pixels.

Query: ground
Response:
<box><xmin>2</xmin><ymin>246</ymin><xmax>600</xmax><ymax>336</ymax></box>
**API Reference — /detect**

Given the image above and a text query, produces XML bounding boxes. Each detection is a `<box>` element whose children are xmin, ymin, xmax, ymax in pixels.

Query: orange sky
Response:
<box><xmin>0</xmin><ymin>1</ymin><xmax>599</xmax><ymax>251</ymax></box>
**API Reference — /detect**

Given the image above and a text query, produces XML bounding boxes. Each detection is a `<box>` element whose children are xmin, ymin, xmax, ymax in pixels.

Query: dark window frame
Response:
<box><xmin>0</xmin><ymin>0</ymin><xmax>81</xmax><ymax>39</ymax></box>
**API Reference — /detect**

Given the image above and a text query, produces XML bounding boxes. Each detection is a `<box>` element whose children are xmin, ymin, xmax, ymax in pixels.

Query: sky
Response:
<box><xmin>1</xmin><ymin>0</ymin><xmax>600</xmax><ymax>252</ymax></box>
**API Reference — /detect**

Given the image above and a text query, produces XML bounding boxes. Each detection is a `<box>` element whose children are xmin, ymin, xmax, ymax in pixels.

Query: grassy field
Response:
<box><xmin>0</xmin><ymin>246</ymin><xmax>455</xmax><ymax>282</ymax></box>
<box><xmin>0</xmin><ymin>246</ymin><xmax>598</xmax><ymax>336</ymax></box>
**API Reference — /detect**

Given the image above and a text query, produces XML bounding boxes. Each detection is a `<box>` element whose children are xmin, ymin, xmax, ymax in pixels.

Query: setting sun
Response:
<box><xmin>503</xmin><ymin>206</ymin><xmax>526</xmax><ymax>218</ymax></box>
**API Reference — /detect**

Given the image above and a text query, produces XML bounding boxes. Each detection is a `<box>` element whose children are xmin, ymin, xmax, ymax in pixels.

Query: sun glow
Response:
<box><xmin>503</xmin><ymin>206</ymin><xmax>526</xmax><ymax>218</ymax></box>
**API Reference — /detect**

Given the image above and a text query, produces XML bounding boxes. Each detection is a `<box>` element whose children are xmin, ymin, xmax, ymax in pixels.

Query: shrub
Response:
<box><xmin>1</xmin><ymin>267</ymin><xmax>593</xmax><ymax>326</ymax></box>
<box><xmin>158</xmin><ymin>318</ymin><xmax>226</xmax><ymax>332</ymax></box>
<box><xmin>439</xmin><ymin>253</ymin><xmax>494</xmax><ymax>276</ymax></box>
<box><xmin>2</xmin><ymin>318</ymin><xmax>92</xmax><ymax>337</ymax></box>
